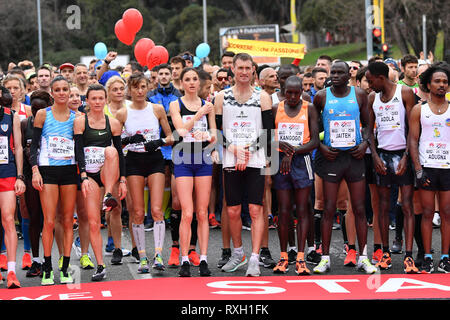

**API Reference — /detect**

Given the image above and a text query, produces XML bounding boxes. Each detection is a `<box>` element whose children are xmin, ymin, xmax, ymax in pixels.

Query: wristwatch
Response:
<box><xmin>17</xmin><ymin>175</ymin><xmax>25</xmax><ymax>181</ymax></box>
<box><xmin>81</xmin><ymin>176</ymin><xmax>89</xmax><ymax>182</ymax></box>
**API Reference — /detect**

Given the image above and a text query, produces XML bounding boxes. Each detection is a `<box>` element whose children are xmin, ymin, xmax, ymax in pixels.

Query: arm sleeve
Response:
<box><xmin>112</xmin><ymin>135</ymin><xmax>126</xmax><ymax>178</ymax></box>
<box><xmin>74</xmin><ymin>134</ymin><xmax>86</xmax><ymax>174</ymax></box>
<box><xmin>249</xmin><ymin>109</ymin><xmax>274</xmax><ymax>153</ymax></box>
<box><xmin>29</xmin><ymin>126</ymin><xmax>42</xmax><ymax>167</ymax></box>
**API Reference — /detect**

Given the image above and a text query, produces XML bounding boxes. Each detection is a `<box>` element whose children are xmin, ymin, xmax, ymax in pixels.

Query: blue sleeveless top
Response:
<box><xmin>38</xmin><ymin>107</ymin><xmax>76</xmax><ymax>166</ymax></box>
<box><xmin>322</xmin><ymin>86</ymin><xmax>362</xmax><ymax>150</ymax></box>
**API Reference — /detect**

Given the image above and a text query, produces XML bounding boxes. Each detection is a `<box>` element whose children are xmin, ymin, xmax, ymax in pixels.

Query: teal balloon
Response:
<box><xmin>195</xmin><ymin>43</ymin><xmax>210</xmax><ymax>59</ymax></box>
<box><xmin>193</xmin><ymin>56</ymin><xmax>201</xmax><ymax>67</ymax></box>
<box><xmin>94</xmin><ymin>42</ymin><xmax>108</xmax><ymax>60</ymax></box>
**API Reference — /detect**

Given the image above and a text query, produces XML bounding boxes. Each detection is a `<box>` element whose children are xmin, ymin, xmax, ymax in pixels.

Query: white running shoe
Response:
<box><xmin>313</xmin><ymin>257</ymin><xmax>330</xmax><ymax>274</ymax></box>
<box><xmin>358</xmin><ymin>258</ymin><xmax>378</xmax><ymax>274</ymax></box>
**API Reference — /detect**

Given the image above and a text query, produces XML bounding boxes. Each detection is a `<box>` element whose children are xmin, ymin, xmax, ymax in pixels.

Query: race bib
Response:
<box><xmin>142</xmin><ymin>128</ymin><xmax>160</xmax><ymax>142</ymax></box>
<box><xmin>329</xmin><ymin>120</ymin><xmax>356</xmax><ymax>148</ymax></box>
<box><xmin>182</xmin><ymin>115</ymin><xmax>208</xmax><ymax>143</ymax></box>
<box><xmin>0</xmin><ymin>136</ymin><xmax>8</xmax><ymax>164</ymax></box>
<box><xmin>227</xmin><ymin>120</ymin><xmax>257</xmax><ymax>146</ymax></box>
<box><xmin>277</xmin><ymin>122</ymin><xmax>304</xmax><ymax>146</ymax></box>
<box><xmin>376</xmin><ymin>104</ymin><xmax>401</xmax><ymax>130</ymax></box>
<box><xmin>423</xmin><ymin>141</ymin><xmax>450</xmax><ymax>168</ymax></box>
<box><xmin>84</xmin><ymin>146</ymin><xmax>105</xmax><ymax>173</ymax></box>
<box><xmin>48</xmin><ymin>136</ymin><xmax>74</xmax><ymax>160</ymax></box>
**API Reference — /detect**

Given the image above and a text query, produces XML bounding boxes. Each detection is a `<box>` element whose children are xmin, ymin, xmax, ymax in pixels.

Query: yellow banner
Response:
<box><xmin>227</xmin><ymin>39</ymin><xmax>306</xmax><ymax>59</ymax></box>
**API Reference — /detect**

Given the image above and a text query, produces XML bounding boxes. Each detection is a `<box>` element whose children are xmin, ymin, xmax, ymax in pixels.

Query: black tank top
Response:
<box><xmin>83</xmin><ymin>114</ymin><xmax>112</xmax><ymax>148</ymax></box>
<box><xmin>178</xmin><ymin>97</ymin><xmax>209</xmax><ymax>152</ymax></box>
<box><xmin>23</xmin><ymin>116</ymin><xmax>34</xmax><ymax>179</ymax></box>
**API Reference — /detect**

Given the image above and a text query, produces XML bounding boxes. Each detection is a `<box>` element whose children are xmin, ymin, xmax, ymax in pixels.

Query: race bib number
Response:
<box><xmin>277</xmin><ymin>122</ymin><xmax>304</xmax><ymax>146</ymax></box>
<box><xmin>48</xmin><ymin>136</ymin><xmax>74</xmax><ymax>160</ymax></box>
<box><xmin>142</xmin><ymin>128</ymin><xmax>160</xmax><ymax>142</ymax></box>
<box><xmin>227</xmin><ymin>120</ymin><xmax>257</xmax><ymax>146</ymax></box>
<box><xmin>423</xmin><ymin>141</ymin><xmax>450</xmax><ymax>168</ymax></box>
<box><xmin>329</xmin><ymin>120</ymin><xmax>356</xmax><ymax>148</ymax></box>
<box><xmin>376</xmin><ymin>104</ymin><xmax>401</xmax><ymax>130</ymax></box>
<box><xmin>182</xmin><ymin>115</ymin><xmax>208</xmax><ymax>143</ymax></box>
<box><xmin>0</xmin><ymin>136</ymin><xmax>8</xmax><ymax>164</ymax></box>
<box><xmin>84</xmin><ymin>146</ymin><xmax>105</xmax><ymax>173</ymax></box>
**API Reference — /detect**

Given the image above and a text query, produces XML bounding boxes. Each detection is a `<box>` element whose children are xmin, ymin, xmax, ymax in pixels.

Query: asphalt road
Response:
<box><xmin>10</xmin><ymin>220</ymin><xmax>444</xmax><ymax>288</ymax></box>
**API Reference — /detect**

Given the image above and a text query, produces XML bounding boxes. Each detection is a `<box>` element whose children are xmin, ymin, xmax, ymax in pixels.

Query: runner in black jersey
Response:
<box><xmin>73</xmin><ymin>84</ymin><xmax>126</xmax><ymax>281</ymax></box>
<box><xmin>20</xmin><ymin>90</ymin><xmax>52</xmax><ymax>278</ymax></box>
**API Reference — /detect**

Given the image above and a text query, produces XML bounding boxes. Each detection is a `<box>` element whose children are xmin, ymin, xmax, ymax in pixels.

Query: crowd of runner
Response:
<box><xmin>0</xmin><ymin>47</ymin><xmax>448</xmax><ymax>289</ymax></box>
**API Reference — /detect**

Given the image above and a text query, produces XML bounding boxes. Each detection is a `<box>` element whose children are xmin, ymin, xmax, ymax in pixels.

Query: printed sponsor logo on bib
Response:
<box><xmin>277</xmin><ymin>122</ymin><xmax>304</xmax><ymax>146</ymax></box>
<box><xmin>142</xmin><ymin>128</ymin><xmax>160</xmax><ymax>142</ymax></box>
<box><xmin>424</xmin><ymin>141</ymin><xmax>450</xmax><ymax>168</ymax></box>
<box><xmin>84</xmin><ymin>146</ymin><xmax>105</xmax><ymax>173</ymax></box>
<box><xmin>0</xmin><ymin>136</ymin><xmax>8</xmax><ymax>164</ymax></box>
<box><xmin>48</xmin><ymin>135</ymin><xmax>74</xmax><ymax>160</ymax></box>
<box><xmin>376</xmin><ymin>104</ymin><xmax>401</xmax><ymax>130</ymax></box>
<box><xmin>182</xmin><ymin>115</ymin><xmax>208</xmax><ymax>143</ymax></box>
<box><xmin>227</xmin><ymin>120</ymin><xmax>257</xmax><ymax>145</ymax></box>
<box><xmin>329</xmin><ymin>120</ymin><xmax>356</xmax><ymax>148</ymax></box>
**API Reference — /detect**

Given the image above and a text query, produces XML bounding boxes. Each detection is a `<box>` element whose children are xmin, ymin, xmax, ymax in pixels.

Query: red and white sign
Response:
<box><xmin>1</xmin><ymin>274</ymin><xmax>449</xmax><ymax>300</ymax></box>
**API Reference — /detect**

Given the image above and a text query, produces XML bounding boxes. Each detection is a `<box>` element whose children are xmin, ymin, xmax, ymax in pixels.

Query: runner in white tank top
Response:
<box><xmin>366</xmin><ymin>61</ymin><xmax>418</xmax><ymax>273</ymax></box>
<box><xmin>408</xmin><ymin>63</ymin><xmax>450</xmax><ymax>274</ymax></box>
<box><xmin>214</xmin><ymin>53</ymin><xmax>274</xmax><ymax>277</ymax></box>
<box><xmin>115</xmin><ymin>73</ymin><xmax>173</xmax><ymax>275</ymax></box>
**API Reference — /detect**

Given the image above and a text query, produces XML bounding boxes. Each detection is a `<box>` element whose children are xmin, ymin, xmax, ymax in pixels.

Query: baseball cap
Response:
<box><xmin>99</xmin><ymin>70</ymin><xmax>121</xmax><ymax>86</ymax></box>
<box><xmin>59</xmin><ymin>63</ymin><xmax>74</xmax><ymax>71</ymax></box>
<box><xmin>384</xmin><ymin>58</ymin><xmax>399</xmax><ymax>71</ymax></box>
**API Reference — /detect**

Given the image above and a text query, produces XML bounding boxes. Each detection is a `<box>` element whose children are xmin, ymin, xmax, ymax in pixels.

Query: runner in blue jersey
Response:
<box><xmin>313</xmin><ymin>61</ymin><xmax>377</xmax><ymax>274</ymax></box>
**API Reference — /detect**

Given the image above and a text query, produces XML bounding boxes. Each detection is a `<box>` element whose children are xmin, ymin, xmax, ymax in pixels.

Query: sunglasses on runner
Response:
<box><xmin>350</xmin><ymin>66</ymin><xmax>359</xmax><ymax>70</ymax></box>
<box><xmin>217</xmin><ymin>77</ymin><xmax>227</xmax><ymax>81</ymax></box>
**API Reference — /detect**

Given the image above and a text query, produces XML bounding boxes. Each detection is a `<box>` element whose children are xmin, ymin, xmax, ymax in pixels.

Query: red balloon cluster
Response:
<box><xmin>114</xmin><ymin>8</ymin><xmax>143</xmax><ymax>46</ymax></box>
<box><xmin>114</xmin><ymin>8</ymin><xmax>170</xmax><ymax>69</ymax></box>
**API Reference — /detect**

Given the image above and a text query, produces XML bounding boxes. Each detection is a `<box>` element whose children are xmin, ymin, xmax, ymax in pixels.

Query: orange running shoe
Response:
<box><xmin>188</xmin><ymin>250</ymin><xmax>200</xmax><ymax>266</ymax></box>
<box><xmin>273</xmin><ymin>253</ymin><xmax>289</xmax><ymax>274</ymax></box>
<box><xmin>168</xmin><ymin>246</ymin><xmax>180</xmax><ymax>267</ymax></box>
<box><xmin>0</xmin><ymin>254</ymin><xmax>7</xmax><ymax>271</ymax></box>
<box><xmin>344</xmin><ymin>249</ymin><xmax>357</xmax><ymax>267</ymax></box>
<box><xmin>7</xmin><ymin>271</ymin><xmax>21</xmax><ymax>289</ymax></box>
<box><xmin>22</xmin><ymin>252</ymin><xmax>32</xmax><ymax>270</ymax></box>
<box><xmin>376</xmin><ymin>252</ymin><xmax>392</xmax><ymax>270</ymax></box>
<box><xmin>295</xmin><ymin>260</ymin><xmax>311</xmax><ymax>275</ymax></box>
<box><xmin>372</xmin><ymin>248</ymin><xmax>383</xmax><ymax>264</ymax></box>
<box><xmin>208</xmin><ymin>213</ymin><xmax>220</xmax><ymax>229</ymax></box>
<box><xmin>404</xmin><ymin>256</ymin><xmax>419</xmax><ymax>274</ymax></box>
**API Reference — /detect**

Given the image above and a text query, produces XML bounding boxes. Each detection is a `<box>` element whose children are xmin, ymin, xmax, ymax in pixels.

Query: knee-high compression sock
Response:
<box><xmin>395</xmin><ymin>203</ymin><xmax>404</xmax><ymax>240</ymax></box>
<box><xmin>22</xmin><ymin>218</ymin><xmax>31</xmax><ymax>252</ymax></box>
<box><xmin>414</xmin><ymin>214</ymin><xmax>424</xmax><ymax>254</ymax></box>
<box><xmin>339</xmin><ymin>210</ymin><xmax>348</xmax><ymax>244</ymax></box>
<box><xmin>190</xmin><ymin>213</ymin><xmax>198</xmax><ymax>246</ymax></box>
<box><xmin>314</xmin><ymin>210</ymin><xmax>323</xmax><ymax>245</ymax></box>
<box><xmin>153</xmin><ymin>220</ymin><xmax>165</xmax><ymax>254</ymax></box>
<box><xmin>170</xmin><ymin>209</ymin><xmax>181</xmax><ymax>242</ymax></box>
<box><xmin>132</xmin><ymin>224</ymin><xmax>146</xmax><ymax>259</ymax></box>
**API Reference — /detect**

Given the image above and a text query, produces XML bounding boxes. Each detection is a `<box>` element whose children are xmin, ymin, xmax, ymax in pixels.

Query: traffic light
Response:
<box><xmin>382</xmin><ymin>43</ymin><xmax>391</xmax><ymax>59</ymax></box>
<box><xmin>372</xmin><ymin>27</ymin><xmax>382</xmax><ymax>55</ymax></box>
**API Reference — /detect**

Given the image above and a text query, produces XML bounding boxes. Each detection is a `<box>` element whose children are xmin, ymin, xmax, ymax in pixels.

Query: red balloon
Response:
<box><xmin>146</xmin><ymin>46</ymin><xmax>169</xmax><ymax>69</ymax></box>
<box><xmin>123</xmin><ymin>8</ymin><xmax>143</xmax><ymax>35</ymax></box>
<box><xmin>134</xmin><ymin>38</ymin><xmax>155</xmax><ymax>67</ymax></box>
<box><xmin>115</xmin><ymin>19</ymin><xmax>135</xmax><ymax>46</ymax></box>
